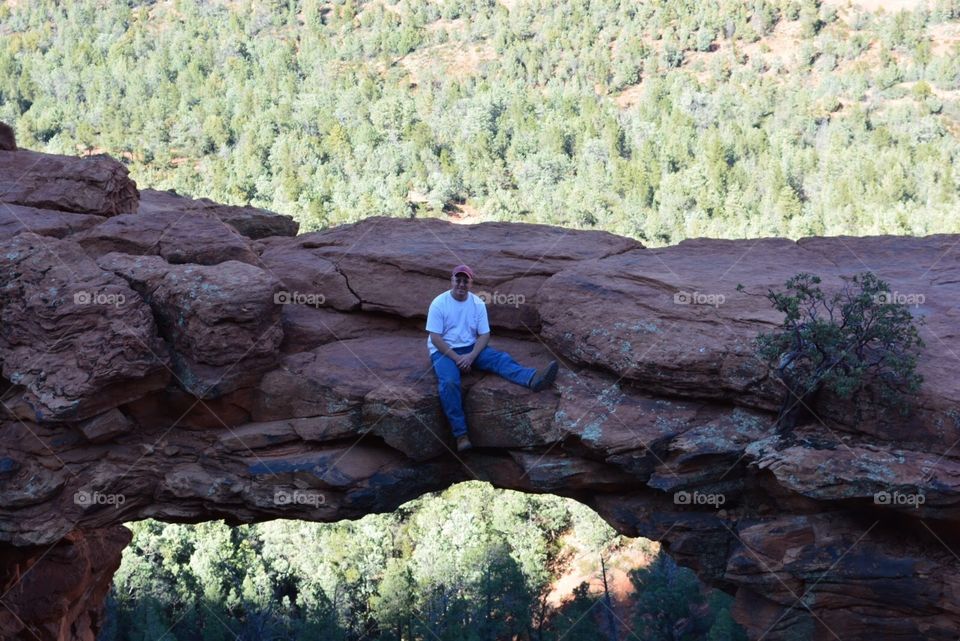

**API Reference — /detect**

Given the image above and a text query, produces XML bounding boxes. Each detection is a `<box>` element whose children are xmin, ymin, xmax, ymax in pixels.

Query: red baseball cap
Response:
<box><xmin>452</xmin><ymin>264</ymin><xmax>475</xmax><ymax>280</ymax></box>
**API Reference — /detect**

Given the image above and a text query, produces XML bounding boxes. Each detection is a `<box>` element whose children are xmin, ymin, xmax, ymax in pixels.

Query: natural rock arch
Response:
<box><xmin>1</xmin><ymin>143</ymin><xmax>959</xmax><ymax>640</ymax></box>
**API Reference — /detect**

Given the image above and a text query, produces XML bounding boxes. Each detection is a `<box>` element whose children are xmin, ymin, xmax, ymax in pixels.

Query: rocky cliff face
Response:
<box><xmin>1</xmin><ymin>130</ymin><xmax>959</xmax><ymax>641</ymax></box>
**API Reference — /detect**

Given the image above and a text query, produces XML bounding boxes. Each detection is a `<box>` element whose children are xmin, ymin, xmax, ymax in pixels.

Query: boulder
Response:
<box><xmin>97</xmin><ymin>253</ymin><xmax>284</xmax><ymax>398</ymax></box>
<box><xmin>0</xmin><ymin>233</ymin><xmax>170</xmax><ymax>421</ymax></box>
<box><xmin>0</xmin><ymin>202</ymin><xmax>105</xmax><ymax>241</ymax></box>
<box><xmin>75</xmin><ymin>208</ymin><xmax>260</xmax><ymax>266</ymax></box>
<box><xmin>139</xmin><ymin>188</ymin><xmax>299</xmax><ymax>239</ymax></box>
<box><xmin>0</xmin><ymin>149</ymin><xmax>138</xmax><ymax>216</ymax></box>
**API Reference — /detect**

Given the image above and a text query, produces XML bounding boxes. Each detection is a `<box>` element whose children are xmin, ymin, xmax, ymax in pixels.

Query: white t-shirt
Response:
<box><xmin>425</xmin><ymin>291</ymin><xmax>490</xmax><ymax>355</ymax></box>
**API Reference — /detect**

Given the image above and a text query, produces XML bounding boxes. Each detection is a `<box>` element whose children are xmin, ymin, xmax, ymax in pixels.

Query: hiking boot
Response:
<box><xmin>529</xmin><ymin>360</ymin><xmax>558</xmax><ymax>392</ymax></box>
<box><xmin>456</xmin><ymin>435</ymin><xmax>473</xmax><ymax>452</ymax></box>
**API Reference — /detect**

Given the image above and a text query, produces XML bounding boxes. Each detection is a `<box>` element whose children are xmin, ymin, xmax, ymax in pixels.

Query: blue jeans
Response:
<box><xmin>430</xmin><ymin>344</ymin><xmax>536</xmax><ymax>437</ymax></box>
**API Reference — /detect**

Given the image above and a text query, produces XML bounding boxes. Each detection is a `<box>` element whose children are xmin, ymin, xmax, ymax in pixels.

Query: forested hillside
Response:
<box><xmin>99</xmin><ymin>483</ymin><xmax>745</xmax><ymax>641</ymax></box>
<box><xmin>2</xmin><ymin>0</ymin><xmax>959</xmax><ymax>243</ymax></box>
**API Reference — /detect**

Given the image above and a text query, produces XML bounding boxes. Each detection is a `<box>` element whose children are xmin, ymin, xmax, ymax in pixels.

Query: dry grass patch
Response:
<box><xmin>929</xmin><ymin>21</ymin><xmax>960</xmax><ymax>56</ymax></box>
<box><xmin>398</xmin><ymin>40</ymin><xmax>496</xmax><ymax>83</ymax></box>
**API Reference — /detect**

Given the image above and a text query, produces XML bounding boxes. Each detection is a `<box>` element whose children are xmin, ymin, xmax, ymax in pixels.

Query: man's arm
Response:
<box><xmin>430</xmin><ymin>332</ymin><xmax>456</xmax><ymax>358</ymax></box>
<box><xmin>431</xmin><ymin>332</ymin><xmax>473</xmax><ymax>371</ymax></box>
<box><xmin>467</xmin><ymin>332</ymin><xmax>490</xmax><ymax>362</ymax></box>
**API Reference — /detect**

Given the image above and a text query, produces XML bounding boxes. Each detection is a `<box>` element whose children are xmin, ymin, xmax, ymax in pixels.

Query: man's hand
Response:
<box><xmin>453</xmin><ymin>352</ymin><xmax>473</xmax><ymax>372</ymax></box>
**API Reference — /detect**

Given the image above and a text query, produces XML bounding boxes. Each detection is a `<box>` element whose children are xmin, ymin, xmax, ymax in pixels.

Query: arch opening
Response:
<box><xmin>101</xmin><ymin>482</ymin><xmax>747</xmax><ymax>641</ymax></box>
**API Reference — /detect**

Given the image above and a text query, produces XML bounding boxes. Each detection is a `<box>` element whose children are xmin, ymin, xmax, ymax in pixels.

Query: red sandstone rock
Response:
<box><xmin>750</xmin><ymin>439</ymin><xmax>960</xmax><ymax>519</ymax></box>
<box><xmin>272</xmin><ymin>215</ymin><xmax>641</xmax><ymax>329</ymax></box>
<box><xmin>76</xmin><ymin>208</ymin><xmax>261</xmax><ymax>266</ymax></box>
<box><xmin>139</xmin><ymin>188</ymin><xmax>299</xmax><ymax>239</ymax></box>
<box><xmin>0</xmin><ymin>526</ymin><xmax>131</xmax><ymax>641</ymax></box>
<box><xmin>97</xmin><ymin>253</ymin><xmax>284</xmax><ymax>398</ymax></box>
<box><xmin>0</xmin><ymin>233</ymin><xmax>171</xmax><ymax>421</ymax></box>
<box><xmin>538</xmin><ymin>235</ymin><xmax>960</xmax><ymax>447</ymax></box>
<box><xmin>465</xmin><ymin>338</ymin><xmax>563</xmax><ymax>449</ymax></box>
<box><xmin>0</xmin><ymin>202</ymin><xmax>105</xmax><ymax>240</ymax></box>
<box><xmin>124</xmin><ymin>386</ymin><xmax>253</xmax><ymax>431</ymax></box>
<box><xmin>727</xmin><ymin>514</ymin><xmax>960</xmax><ymax>640</ymax></box>
<box><xmin>537</xmin><ymin>238</ymin><xmax>828</xmax><ymax>407</ymax></box>
<box><xmin>257</xmin><ymin>242</ymin><xmax>361</xmax><ymax>311</ymax></box>
<box><xmin>253</xmin><ymin>335</ymin><xmax>452</xmax><ymax>460</ymax></box>
<box><xmin>278</xmin><ymin>304</ymin><xmax>399</xmax><ymax>353</ymax></box>
<box><xmin>76</xmin><ymin>409</ymin><xmax>133</xmax><ymax>444</ymax></box>
<box><xmin>0</xmin><ymin>150</ymin><xmax>138</xmax><ymax>216</ymax></box>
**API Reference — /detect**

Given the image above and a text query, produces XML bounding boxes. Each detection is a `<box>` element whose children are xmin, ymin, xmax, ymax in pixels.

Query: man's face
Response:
<box><xmin>451</xmin><ymin>273</ymin><xmax>471</xmax><ymax>300</ymax></box>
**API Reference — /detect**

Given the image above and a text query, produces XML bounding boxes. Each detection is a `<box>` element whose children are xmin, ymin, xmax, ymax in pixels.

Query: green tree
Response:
<box><xmin>372</xmin><ymin>558</ymin><xmax>415</xmax><ymax>641</ymax></box>
<box><xmin>630</xmin><ymin>553</ymin><xmax>706</xmax><ymax>641</ymax></box>
<box><xmin>743</xmin><ymin>272</ymin><xmax>925</xmax><ymax>430</ymax></box>
<box><xmin>549</xmin><ymin>582</ymin><xmax>603</xmax><ymax>641</ymax></box>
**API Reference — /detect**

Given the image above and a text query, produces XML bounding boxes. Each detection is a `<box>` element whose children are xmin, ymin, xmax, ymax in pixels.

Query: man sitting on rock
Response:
<box><xmin>427</xmin><ymin>264</ymin><xmax>558</xmax><ymax>452</ymax></box>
